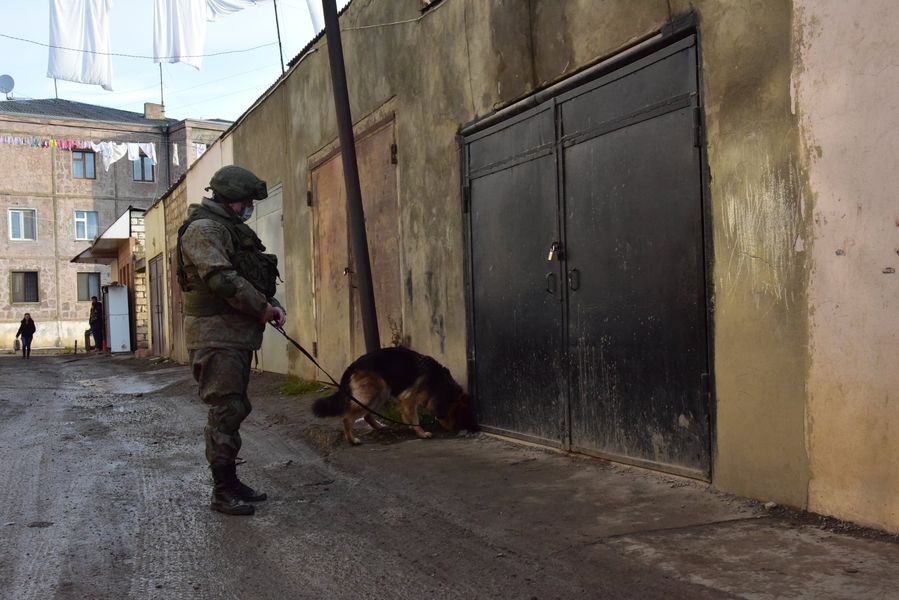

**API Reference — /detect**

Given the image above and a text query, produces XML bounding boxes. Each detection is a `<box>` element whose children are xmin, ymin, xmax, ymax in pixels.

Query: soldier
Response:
<box><xmin>177</xmin><ymin>165</ymin><xmax>287</xmax><ymax>516</ymax></box>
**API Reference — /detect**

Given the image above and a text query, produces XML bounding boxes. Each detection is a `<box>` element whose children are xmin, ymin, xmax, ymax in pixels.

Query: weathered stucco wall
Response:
<box><xmin>231</xmin><ymin>0</ymin><xmax>540</xmax><ymax>380</ymax></box>
<box><xmin>232</xmin><ymin>0</ymin><xmax>810</xmax><ymax>504</ymax></box>
<box><xmin>221</xmin><ymin>0</ymin><xmax>899</xmax><ymax>528</ymax></box>
<box><xmin>185</xmin><ymin>136</ymin><xmax>233</xmax><ymax>208</ymax></box>
<box><xmin>794</xmin><ymin>0</ymin><xmax>899</xmax><ymax>533</ymax></box>
<box><xmin>671</xmin><ymin>0</ymin><xmax>812</xmax><ymax>507</ymax></box>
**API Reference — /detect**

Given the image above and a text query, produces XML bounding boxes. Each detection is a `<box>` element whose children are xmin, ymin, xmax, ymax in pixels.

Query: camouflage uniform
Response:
<box><xmin>178</xmin><ymin>166</ymin><xmax>283</xmax><ymax>515</ymax></box>
<box><xmin>181</xmin><ymin>197</ymin><xmax>275</xmax><ymax>466</ymax></box>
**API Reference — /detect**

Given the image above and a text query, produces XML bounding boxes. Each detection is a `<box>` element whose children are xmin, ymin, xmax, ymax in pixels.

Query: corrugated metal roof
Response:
<box><xmin>0</xmin><ymin>98</ymin><xmax>177</xmax><ymax>127</ymax></box>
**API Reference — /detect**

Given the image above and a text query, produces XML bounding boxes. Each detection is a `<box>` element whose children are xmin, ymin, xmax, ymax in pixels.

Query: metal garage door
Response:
<box><xmin>464</xmin><ymin>36</ymin><xmax>711</xmax><ymax>478</ymax></box>
<box><xmin>311</xmin><ymin>119</ymin><xmax>401</xmax><ymax>376</ymax></box>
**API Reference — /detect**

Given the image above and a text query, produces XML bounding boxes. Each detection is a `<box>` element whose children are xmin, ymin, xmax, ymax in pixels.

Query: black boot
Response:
<box><xmin>233</xmin><ymin>465</ymin><xmax>267</xmax><ymax>502</ymax></box>
<box><xmin>210</xmin><ymin>464</ymin><xmax>255</xmax><ymax>516</ymax></box>
<box><xmin>26</xmin><ymin>348</ymin><xmax>30</xmax><ymax>359</ymax></box>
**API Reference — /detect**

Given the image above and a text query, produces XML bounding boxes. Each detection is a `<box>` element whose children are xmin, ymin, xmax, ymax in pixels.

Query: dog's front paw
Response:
<box><xmin>417</xmin><ymin>431</ymin><xmax>433</xmax><ymax>439</ymax></box>
<box><xmin>350</xmin><ymin>436</ymin><xmax>362</xmax><ymax>445</ymax></box>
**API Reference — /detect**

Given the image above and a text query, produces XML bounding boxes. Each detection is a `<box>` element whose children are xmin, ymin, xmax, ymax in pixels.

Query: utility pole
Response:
<box><xmin>321</xmin><ymin>0</ymin><xmax>380</xmax><ymax>352</ymax></box>
<box><xmin>273</xmin><ymin>0</ymin><xmax>286</xmax><ymax>74</ymax></box>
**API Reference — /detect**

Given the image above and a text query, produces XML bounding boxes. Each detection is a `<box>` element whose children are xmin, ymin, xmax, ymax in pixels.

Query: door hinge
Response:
<box><xmin>390</xmin><ymin>143</ymin><xmax>398</xmax><ymax>164</ymax></box>
<box><xmin>306</xmin><ymin>190</ymin><xmax>313</xmax><ymax>207</ymax></box>
<box><xmin>312</xmin><ymin>341</ymin><xmax>318</xmax><ymax>357</ymax></box>
<box><xmin>462</xmin><ymin>182</ymin><xmax>471</xmax><ymax>214</ymax></box>
<box><xmin>692</xmin><ymin>106</ymin><xmax>703</xmax><ymax>148</ymax></box>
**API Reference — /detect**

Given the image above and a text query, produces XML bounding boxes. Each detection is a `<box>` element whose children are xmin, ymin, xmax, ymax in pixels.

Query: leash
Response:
<box><xmin>269</xmin><ymin>323</ymin><xmax>414</xmax><ymax>428</ymax></box>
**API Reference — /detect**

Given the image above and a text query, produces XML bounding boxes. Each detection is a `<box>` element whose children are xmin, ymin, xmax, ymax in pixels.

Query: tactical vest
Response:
<box><xmin>176</xmin><ymin>204</ymin><xmax>280</xmax><ymax>316</ymax></box>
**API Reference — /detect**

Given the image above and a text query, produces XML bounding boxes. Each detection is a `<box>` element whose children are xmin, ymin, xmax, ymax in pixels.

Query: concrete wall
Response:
<box><xmin>794</xmin><ymin>0</ymin><xmax>899</xmax><ymax>533</ymax></box>
<box><xmin>186</xmin><ymin>135</ymin><xmax>233</xmax><ymax>208</ymax></box>
<box><xmin>217</xmin><ymin>0</ymin><xmax>897</xmax><ymax>530</ymax></box>
<box><xmin>163</xmin><ymin>182</ymin><xmax>189</xmax><ymax>363</ymax></box>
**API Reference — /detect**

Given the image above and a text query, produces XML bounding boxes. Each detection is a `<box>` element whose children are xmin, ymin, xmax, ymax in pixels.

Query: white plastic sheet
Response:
<box><xmin>48</xmin><ymin>0</ymin><xmax>114</xmax><ymax>91</ymax></box>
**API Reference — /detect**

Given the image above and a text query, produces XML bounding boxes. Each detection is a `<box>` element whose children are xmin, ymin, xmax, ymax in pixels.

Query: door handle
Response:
<box><xmin>546</xmin><ymin>272</ymin><xmax>557</xmax><ymax>294</ymax></box>
<box><xmin>568</xmin><ymin>268</ymin><xmax>580</xmax><ymax>291</ymax></box>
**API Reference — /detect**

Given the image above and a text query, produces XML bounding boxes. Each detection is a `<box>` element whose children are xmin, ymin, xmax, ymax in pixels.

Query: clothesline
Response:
<box><xmin>0</xmin><ymin>135</ymin><xmax>94</xmax><ymax>149</ymax></box>
<box><xmin>0</xmin><ymin>136</ymin><xmax>208</xmax><ymax>169</ymax></box>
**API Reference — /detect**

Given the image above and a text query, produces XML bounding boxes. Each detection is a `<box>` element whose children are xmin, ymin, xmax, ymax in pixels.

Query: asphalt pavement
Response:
<box><xmin>0</xmin><ymin>352</ymin><xmax>897</xmax><ymax>599</ymax></box>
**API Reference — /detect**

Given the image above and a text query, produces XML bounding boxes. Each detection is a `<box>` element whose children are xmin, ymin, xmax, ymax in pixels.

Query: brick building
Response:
<box><xmin>0</xmin><ymin>98</ymin><xmax>227</xmax><ymax>350</ymax></box>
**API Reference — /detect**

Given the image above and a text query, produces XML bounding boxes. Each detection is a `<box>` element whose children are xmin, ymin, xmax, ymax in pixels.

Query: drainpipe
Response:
<box><xmin>322</xmin><ymin>0</ymin><xmax>380</xmax><ymax>352</ymax></box>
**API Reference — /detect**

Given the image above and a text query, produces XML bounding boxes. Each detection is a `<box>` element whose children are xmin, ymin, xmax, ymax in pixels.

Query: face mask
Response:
<box><xmin>240</xmin><ymin>204</ymin><xmax>254</xmax><ymax>222</ymax></box>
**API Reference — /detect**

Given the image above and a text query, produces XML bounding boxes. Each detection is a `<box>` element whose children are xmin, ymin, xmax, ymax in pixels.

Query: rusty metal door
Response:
<box><xmin>148</xmin><ymin>254</ymin><xmax>166</xmax><ymax>356</ymax></box>
<box><xmin>464</xmin><ymin>105</ymin><xmax>566</xmax><ymax>445</ymax></box>
<box><xmin>464</xmin><ymin>36</ymin><xmax>710</xmax><ymax>477</ymax></box>
<box><xmin>312</xmin><ymin>119</ymin><xmax>401</xmax><ymax>374</ymax></box>
<box><xmin>349</xmin><ymin>122</ymin><xmax>402</xmax><ymax>357</ymax></box>
<box><xmin>312</xmin><ymin>152</ymin><xmax>353</xmax><ymax>377</ymax></box>
<box><xmin>561</xmin><ymin>37</ymin><xmax>709</xmax><ymax>477</ymax></box>
<box><xmin>168</xmin><ymin>254</ymin><xmax>185</xmax><ymax>362</ymax></box>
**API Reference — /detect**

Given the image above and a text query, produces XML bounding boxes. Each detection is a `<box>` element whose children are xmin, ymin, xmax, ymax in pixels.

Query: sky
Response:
<box><xmin>0</xmin><ymin>0</ymin><xmax>350</xmax><ymax>122</ymax></box>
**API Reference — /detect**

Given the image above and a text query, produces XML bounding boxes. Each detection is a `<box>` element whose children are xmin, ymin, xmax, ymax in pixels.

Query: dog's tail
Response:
<box><xmin>312</xmin><ymin>389</ymin><xmax>349</xmax><ymax>418</ymax></box>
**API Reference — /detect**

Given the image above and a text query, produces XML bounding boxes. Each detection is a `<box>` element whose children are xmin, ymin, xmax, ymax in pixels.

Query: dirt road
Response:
<box><xmin>2</xmin><ymin>354</ymin><xmax>897</xmax><ymax>599</ymax></box>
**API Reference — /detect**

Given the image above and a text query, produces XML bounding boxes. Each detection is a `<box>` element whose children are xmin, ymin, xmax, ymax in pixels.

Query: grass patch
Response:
<box><xmin>282</xmin><ymin>376</ymin><xmax>329</xmax><ymax>396</ymax></box>
<box><xmin>374</xmin><ymin>400</ymin><xmax>438</xmax><ymax>429</ymax></box>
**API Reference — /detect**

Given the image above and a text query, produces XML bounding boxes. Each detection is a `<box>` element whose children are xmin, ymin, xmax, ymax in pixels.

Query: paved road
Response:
<box><xmin>1</xmin><ymin>354</ymin><xmax>897</xmax><ymax>599</ymax></box>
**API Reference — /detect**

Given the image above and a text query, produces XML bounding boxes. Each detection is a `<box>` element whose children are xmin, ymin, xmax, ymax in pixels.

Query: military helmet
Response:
<box><xmin>206</xmin><ymin>165</ymin><xmax>268</xmax><ymax>202</ymax></box>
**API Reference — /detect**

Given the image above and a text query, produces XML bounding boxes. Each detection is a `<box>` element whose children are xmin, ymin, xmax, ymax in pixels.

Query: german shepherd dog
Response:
<box><xmin>312</xmin><ymin>347</ymin><xmax>474</xmax><ymax>445</ymax></box>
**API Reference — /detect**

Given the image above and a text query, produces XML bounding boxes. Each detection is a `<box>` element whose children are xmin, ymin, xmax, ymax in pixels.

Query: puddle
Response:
<box><xmin>78</xmin><ymin>368</ymin><xmax>191</xmax><ymax>395</ymax></box>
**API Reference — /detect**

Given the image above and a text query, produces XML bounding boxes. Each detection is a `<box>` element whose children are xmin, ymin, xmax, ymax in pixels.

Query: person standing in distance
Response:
<box><xmin>177</xmin><ymin>165</ymin><xmax>286</xmax><ymax>516</ymax></box>
<box><xmin>15</xmin><ymin>313</ymin><xmax>36</xmax><ymax>359</ymax></box>
<box><xmin>89</xmin><ymin>296</ymin><xmax>105</xmax><ymax>352</ymax></box>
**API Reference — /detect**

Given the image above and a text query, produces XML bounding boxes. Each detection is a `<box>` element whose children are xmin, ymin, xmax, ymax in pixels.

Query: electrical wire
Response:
<box><xmin>0</xmin><ymin>32</ymin><xmax>277</xmax><ymax>59</ymax></box>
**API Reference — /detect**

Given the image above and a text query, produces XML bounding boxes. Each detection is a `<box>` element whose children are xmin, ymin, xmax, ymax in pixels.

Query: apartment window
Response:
<box><xmin>74</xmin><ymin>210</ymin><xmax>99</xmax><ymax>240</ymax></box>
<box><xmin>133</xmin><ymin>151</ymin><xmax>154</xmax><ymax>182</ymax></box>
<box><xmin>77</xmin><ymin>272</ymin><xmax>101</xmax><ymax>302</ymax></box>
<box><xmin>11</xmin><ymin>271</ymin><xmax>39</xmax><ymax>303</ymax></box>
<box><xmin>8</xmin><ymin>209</ymin><xmax>37</xmax><ymax>241</ymax></box>
<box><xmin>73</xmin><ymin>150</ymin><xmax>96</xmax><ymax>179</ymax></box>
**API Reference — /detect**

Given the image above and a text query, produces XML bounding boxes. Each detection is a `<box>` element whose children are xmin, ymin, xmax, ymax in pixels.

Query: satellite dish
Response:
<box><xmin>0</xmin><ymin>75</ymin><xmax>14</xmax><ymax>96</ymax></box>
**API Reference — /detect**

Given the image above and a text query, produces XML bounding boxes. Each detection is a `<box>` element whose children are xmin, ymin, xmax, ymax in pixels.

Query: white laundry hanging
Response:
<box><xmin>154</xmin><ymin>0</ymin><xmax>207</xmax><ymax>69</ymax></box>
<box><xmin>304</xmin><ymin>0</ymin><xmax>324</xmax><ymax>34</ymax></box>
<box><xmin>207</xmin><ymin>0</ymin><xmax>271</xmax><ymax>21</ymax></box>
<box><xmin>126</xmin><ymin>143</ymin><xmax>142</xmax><ymax>162</ymax></box>
<box><xmin>48</xmin><ymin>0</ymin><xmax>114</xmax><ymax>90</ymax></box>
<box><xmin>138</xmin><ymin>143</ymin><xmax>158</xmax><ymax>165</ymax></box>
<box><xmin>154</xmin><ymin>0</ymin><xmax>271</xmax><ymax>69</ymax></box>
<box><xmin>91</xmin><ymin>141</ymin><xmax>128</xmax><ymax>171</ymax></box>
